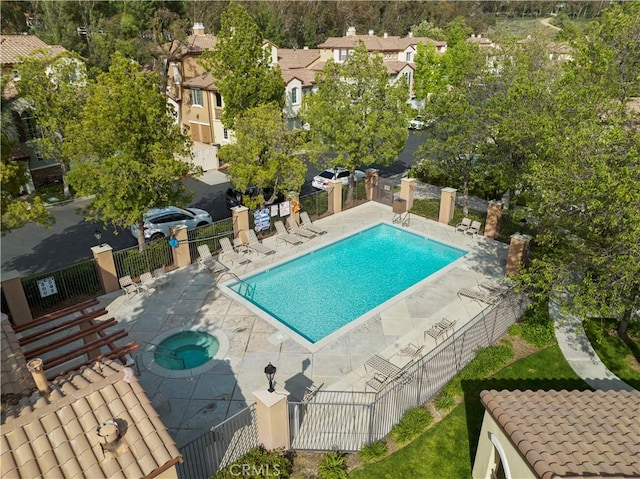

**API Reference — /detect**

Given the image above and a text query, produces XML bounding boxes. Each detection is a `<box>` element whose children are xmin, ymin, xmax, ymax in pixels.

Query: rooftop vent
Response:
<box><xmin>193</xmin><ymin>22</ymin><xmax>205</xmax><ymax>35</ymax></box>
<box><xmin>346</xmin><ymin>26</ymin><xmax>356</xmax><ymax>36</ymax></box>
<box><xmin>384</xmin><ymin>32</ymin><xmax>388</xmax><ymax>39</ymax></box>
<box><xmin>27</xmin><ymin>358</ymin><xmax>50</xmax><ymax>395</ymax></box>
<box><xmin>368</xmin><ymin>29</ymin><xmax>374</xmax><ymax>36</ymax></box>
<box><xmin>97</xmin><ymin>419</ymin><xmax>122</xmax><ymax>452</ymax></box>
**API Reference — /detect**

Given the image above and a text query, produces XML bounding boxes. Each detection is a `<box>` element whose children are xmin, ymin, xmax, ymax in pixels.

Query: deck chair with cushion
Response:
<box><xmin>286</xmin><ymin>215</ymin><xmax>316</xmax><ymax>239</ymax></box>
<box><xmin>458</xmin><ymin>287</ymin><xmax>501</xmax><ymax>304</ymax></box>
<box><xmin>455</xmin><ymin>217</ymin><xmax>472</xmax><ymax>233</ymax></box>
<box><xmin>300</xmin><ymin>212</ymin><xmax>327</xmax><ymax>235</ymax></box>
<box><xmin>274</xmin><ymin>220</ymin><xmax>304</xmax><ymax>246</ymax></box>
<box><xmin>119</xmin><ymin>275</ymin><xmax>140</xmax><ymax>299</ymax></box>
<box><xmin>245</xmin><ymin>230</ymin><xmax>276</xmax><ymax>256</ymax></box>
<box><xmin>219</xmin><ymin>237</ymin><xmax>251</xmax><ymax>266</ymax></box>
<box><xmin>197</xmin><ymin>244</ymin><xmax>228</xmax><ymax>273</ymax></box>
<box><xmin>465</xmin><ymin>220</ymin><xmax>482</xmax><ymax>237</ymax></box>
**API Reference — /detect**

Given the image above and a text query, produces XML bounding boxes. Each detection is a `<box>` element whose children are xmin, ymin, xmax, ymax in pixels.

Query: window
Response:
<box><xmin>405</xmin><ymin>51</ymin><xmax>412</xmax><ymax>62</ymax></box>
<box><xmin>172</xmin><ymin>64</ymin><xmax>180</xmax><ymax>84</ymax></box>
<box><xmin>214</xmin><ymin>92</ymin><xmax>222</xmax><ymax>107</ymax></box>
<box><xmin>291</xmin><ymin>87</ymin><xmax>298</xmax><ymax>104</ymax></box>
<box><xmin>339</xmin><ymin>49</ymin><xmax>349</xmax><ymax>61</ymax></box>
<box><xmin>189</xmin><ymin>88</ymin><xmax>203</xmax><ymax>107</ymax></box>
<box><xmin>12</xmin><ymin>69</ymin><xmax>20</xmax><ymax>81</ymax></box>
<box><xmin>223</xmin><ymin>128</ymin><xmax>228</xmax><ymax>140</ymax></box>
<box><xmin>23</xmin><ymin>114</ymin><xmax>39</xmax><ymax>141</ymax></box>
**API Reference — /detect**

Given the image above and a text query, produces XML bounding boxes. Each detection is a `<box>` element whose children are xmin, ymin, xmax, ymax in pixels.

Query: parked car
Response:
<box><xmin>311</xmin><ymin>167</ymin><xmax>366</xmax><ymax>191</ymax></box>
<box><xmin>408</xmin><ymin>115</ymin><xmax>428</xmax><ymax>130</ymax></box>
<box><xmin>130</xmin><ymin>206</ymin><xmax>213</xmax><ymax>241</ymax></box>
<box><xmin>225</xmin><ymin>186</ymin><xmax>285</xmax><ymax>209</ymax></box>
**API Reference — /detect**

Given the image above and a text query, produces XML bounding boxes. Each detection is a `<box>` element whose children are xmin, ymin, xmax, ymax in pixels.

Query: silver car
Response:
<box><xmin>130</xmin><ymin>206</ymin><xmax>212</xmax><ymax>241</ymax></box>
<box><xmin>311</xmin><ymin>167</ymin><xmax>366</xmax><ymax>191</ymax></box>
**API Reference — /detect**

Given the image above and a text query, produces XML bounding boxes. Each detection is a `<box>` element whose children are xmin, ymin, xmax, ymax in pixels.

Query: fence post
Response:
<box><xmin>172</xmin><ymin>225</ymin><xmax>192</xmax><ymax>269</ymax></box>
<box><xmin>506</xmin><ymin>233</ymin><xmax>531</xmax><ymax>277</ymax></box>
<box><xmin>232</xmin><ymin>206</ymin><xmax>250</xmax><ymax>242</ymax></box>
<box><xmin>400</xmin><ymin>177</ymin><xmax>416</xmax><ymax>211</ymax></box>
<box><xmin>327</xmin><ymin>180</ymin><xmax>342</xmax><ymax>215</ymax></box>
<box><xmin>0</xmin><ymin>271</ymin><xmax>33</xmax><ymax>325</ymax></box>
<box><xmin>484</xmin><ymin>201</ymin><xmax>503</xmax><ymax>239</ymax></box>
<box><xmin>438</xmin><ymin>187</ymin><xmax>457</xmax><ymax>224</ymax></box>
<box><xmin>365</xmin><ymin>169</ymin><xmax>379</xmax><ymax>201</ymax></box>
<box><xmin>91</xmin><ymin>244</ymin><xmax>119</xmax><ymax>294</ymax></box>
<box><xmin>253</xmin><ymin>388</ymin><xmax>291</xmax><ymax>451</ymax></box>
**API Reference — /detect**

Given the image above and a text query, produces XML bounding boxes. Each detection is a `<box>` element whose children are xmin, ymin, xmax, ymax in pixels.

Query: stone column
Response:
<box><xmin>484</xmin><ymin>201</ymin><xmax>503</xmax><ymax>239</ymax></box>
<box><xmin>438</xmin><ymin>187</ymin><xmax>457</xmax><ymax>225</ymax></box>
<box><xmin>0</xmin><ymin>270</ymin><xmax>33</xmax><ymax>325</ymax></box>
<box><xmin>400</xmin><ymin>177</ymin><xmax>417</xmax><ymax>211</ymax></box>
<box><xmin>327</xmin><ymin>179</ymin><xmax>343</xmax><ymax>215</ymax></box>
<box><xmin>253</xmin><ymin>388</ymin><xmax>291</xmax><ymax>450</ymax></box>
<box><xmin>365</xmin><ymin>169</ymin><xmax>379</xmax><ymax>201</ymax></box>
<box><xmin>506</xmin><ymin>233</ymin><xmax>531</xmax><ymax>277</ymax></box>
<box><xmin>232</xmin><ymin>206</ymin><xmax>250</xmax><ymax>239</ymax></box>
<box><xmin>172</xmin><ymin>225</ymin><xmax>191</xmax><ymax>269</ymax></box>
<box><xmin>92</xmin><ymin>244</ymin><xmax>119</xmax><ymax>294</ymax></box>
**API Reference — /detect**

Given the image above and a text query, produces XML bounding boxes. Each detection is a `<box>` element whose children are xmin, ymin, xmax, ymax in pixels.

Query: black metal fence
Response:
<box><xmin>113</xmin><ymin>238</ymin><xmax>174</xmax><ymax>279</ymax></box>
<box><xmin>21</xmin><ymin>259</ymin><xmax>105</xmax><ymax>318</ymax></box>
<box><xmin>177</xmin><ymin>404</ymin><xmax>258</xmax><ymax>479</ymax></box>
<box><xmin>186</xmin><ymin>217</ymin><xmax>234</xmax><ymax>263</ymax></box>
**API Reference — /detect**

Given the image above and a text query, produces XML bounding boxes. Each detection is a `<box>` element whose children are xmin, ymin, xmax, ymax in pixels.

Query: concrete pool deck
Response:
<box><xmin>101</xmin><ymin>202</ymin><xmax>509</xmax><ymax>447</ymax></box>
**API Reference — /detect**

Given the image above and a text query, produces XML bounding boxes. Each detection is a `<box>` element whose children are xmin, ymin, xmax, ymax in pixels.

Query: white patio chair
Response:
<box><xmin>286</xmin><ymin>215</ymin><xmax>316</xmax><ymax>239</ymax></box>
<box><xmin>139</xmin><ymin>272</ymin><xmax>156</xmax><ymax>294</ymax></box>
<box><xmin>455</xmin><ymin>217</ymin><xmax>472</xmax><ymax>233</ymax></box>
<box><xmin>219</xmin><ymin>237</ymin><xmax>251</xmax><ymax>266</ymax></box>
<box><xmin>153</xmin><ymin>267</ymin><xmax>169</xmax><ymax>289</ymax></box>
<box><xmin>300</xmin><ymin>212</ymin><xmax>327</xmax><ymax>235</ymax></box>
<box><xmin>118</xmin><ymin>275</ymin><xmax>140</xmax><ymax>299</ymax></box>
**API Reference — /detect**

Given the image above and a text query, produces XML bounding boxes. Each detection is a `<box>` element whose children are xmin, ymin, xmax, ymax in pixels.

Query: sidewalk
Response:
<box><xmin>550</xmin><ymin>297</ymin><xmax>635</xmax><ymax>391</ymax></box>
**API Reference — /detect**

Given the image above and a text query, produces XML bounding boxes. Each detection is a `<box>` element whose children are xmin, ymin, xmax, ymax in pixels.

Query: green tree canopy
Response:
<box><xmin>301</xmin><ymin>42</ymin><xmax>412</xmax><ymax>202</ymax></box>
<box><xmin>200</xmin><ymin>1</ymin><xmax>285</xmax><ymax>129</ymax></box>
<box><xmin>63</xmin><ymin>52</ymin><xmax>196</xmax><ymax>250</ymax></box>
<box><xmin>219</xmin><ymin>103</ymin><xmax>307</xmax><ymax>210</ymax></box>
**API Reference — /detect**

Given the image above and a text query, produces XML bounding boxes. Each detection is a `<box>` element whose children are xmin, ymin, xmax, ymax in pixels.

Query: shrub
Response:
<box><xmin>214</xmin><ymin>446</ymin><xmax>292</xmax><ymax>479</ymax></box>
<box><xmin>520</xmin><ymin>302</ymin><xmax>555</xmax><ymax>347</ymax></box>
<box><xmin>359</xmin><ymin>440</ymin><xmax>387</xmax><ymax>463</ymax></box>
<box><xmin>317</xmin><ymin>450</ymin><xmax>348</xmax><ymax>479</ymax></box>
<box><xmin>390</xmin><ymin>407</ymin><xmax>433</xmax><ymax>444</ymax></box>
<box><xmin>433</xmin><ymin>389</ymin><xmax>456</xmax><ymax>412</ymax></box>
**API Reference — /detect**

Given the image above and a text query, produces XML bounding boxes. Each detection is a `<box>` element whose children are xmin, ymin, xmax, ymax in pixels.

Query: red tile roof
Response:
<box><xmin>0</xmin><ymin>317</ymin><xmax>36</xmax><ymax>395</ymax></box>
<box><xmin>1</xmin><ymin>359</ymin><xmax>182</xmax><ymax>478</ymax></box>
<box><xmin>0</xmin><ymin>35</ymin><xmax>68</xmax><ymax>65</ymax></box>
<box><xmin>481</xmin><ymin>389</ymin><xmax>640</xmax><ymax>479</ymax></box>
<box><xmin>318</xmin><ymin>34</ymin><xmax>445</xmax><ymax>51</ymax></box>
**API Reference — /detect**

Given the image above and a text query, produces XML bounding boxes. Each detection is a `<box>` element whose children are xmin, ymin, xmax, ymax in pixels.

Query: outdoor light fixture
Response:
<box><xmin>264</xmin><ymin>362</ymin><xmax>276</xmax><ymax>393</ymax></box>
<box><xmin>94</xmin><ymin>230</ymin><xmax>102</xmax><ymax>246</ymax></box>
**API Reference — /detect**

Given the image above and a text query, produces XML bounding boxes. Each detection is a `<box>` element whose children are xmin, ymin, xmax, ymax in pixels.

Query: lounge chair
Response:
<box><xmin>400</xmin><ymin>342</ymin><xmax>424</xmax><ymax>357</ymax></box>
<box><xmin>424</xmin><ymin>325</ymin><xmax>446</xmax><ymax>343</ymax></box>
<box><xmin>119</xmin><ymin>275</ymin><xmax>140</xmax><ymax>299</ymax></box>
<box><xmin>479</xmin><ymin>279</ymin><xmax>512</xmax><ymax>293</ymax></box>
<box><xmin>286</xmin><ymin>216</ymin><xmax>316</xmax><ymax>239</ymax></box>
<box><xmin>455</xmin><ymin>217</ymin><xmax>472</xmax><ymax>233</ymax></box>
<box><xmin>197</xmin><ymin>244</ymin><xmax>228</xmax><ymax>273</ymax></box>
<box><xmin>364</xmin><ymin>354</ymin><xmax>401</xmax><ymax>377</ymax></box>
<box><xmin>300</xmin><ymin>212</ymin><xmax>327</xmax><ymax>235</ymax></box>
<box><xmin>219</xmin><ymin>237</ymin><xmax>251</xmax><ymax>266</ymax></box>
<box><xmin>153</xmin><ymin>267</ymin><xmax>169</xmax><ymax>289</ymax></box>
<box><xmin>437</xmin><ymin>318</ymin><xmax>457</xmax><ymax>331</ymax></box>
<box><xmin>139</xmin><ymin>272</ymin><xmax>156</xmax><ymax>294</ymax></box>
<box><xmin>274</xmin><ymin>220</ymin><xmax>304</xmax><ymax>246</ymax></box>
<box><xmin>465</xmin><ymin>220</ymin><xmax>482</xmax><ymax>237</ymax></box>
<box><xmin>458</xmin><ymin>287</ymin><xmax>501</xmax><ymax>304</ymax></box>
<box><xmin>365</xmin><ymin>373</ymin><xmax>389</xmax><ymax>392</ymax></box>
<box><xmin>245</xmin><ymin>230</ymin><xmax>275</xmax><ymax>256</ymax></box>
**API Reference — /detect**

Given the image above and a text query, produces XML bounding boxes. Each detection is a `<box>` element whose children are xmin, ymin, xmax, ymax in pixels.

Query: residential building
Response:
<box><xmin>472</xmin><ymin>389</ymin><xmax>640</xmax><ymax>479</ymax></box>
<box><xmin>0</xmin><ymin>34</ymin><xmax>79</xmax><ymax>191</ymax></box>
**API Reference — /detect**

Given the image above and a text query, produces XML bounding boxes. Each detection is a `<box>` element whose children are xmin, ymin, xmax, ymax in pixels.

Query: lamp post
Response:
<box><xmin>264</xmin><ymin>363</ymin><xmax>276</xmax><ymax>393</ymax></box>
<box><xmin>94</xmin><ymin>230</ymin><xmax>102</xmax><ymax>247</ymax></box>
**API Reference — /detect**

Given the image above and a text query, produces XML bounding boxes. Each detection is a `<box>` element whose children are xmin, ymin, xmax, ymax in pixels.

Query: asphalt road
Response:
<box><xmin>1</xmin><ymin>132</ymin><xmax>423</xmax><ymax>277</ymax></box>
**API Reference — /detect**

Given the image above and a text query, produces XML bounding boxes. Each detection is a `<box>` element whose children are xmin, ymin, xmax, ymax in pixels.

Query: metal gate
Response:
<box><xmin>373</xmin><ymin>177</ymin><xmax>394</xmax><ymax>205</ymax></box>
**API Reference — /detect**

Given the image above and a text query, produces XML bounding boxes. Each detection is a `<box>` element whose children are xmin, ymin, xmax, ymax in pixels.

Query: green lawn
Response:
<box><xmin>349</xmin><ymin>345</ymin><xmax>589</xmax><ymax>478</ymax></box>
<box><xmin>583</xmin><ymin>317</ymin><xmax>640</xmax><ymax>390</ymax></box>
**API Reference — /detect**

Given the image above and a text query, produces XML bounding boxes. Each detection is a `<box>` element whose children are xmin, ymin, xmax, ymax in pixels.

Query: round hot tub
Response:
<box><xmin>154</xmin><ymin>331</ymin><xmax>219</xmax><ymax>370</ymax></box>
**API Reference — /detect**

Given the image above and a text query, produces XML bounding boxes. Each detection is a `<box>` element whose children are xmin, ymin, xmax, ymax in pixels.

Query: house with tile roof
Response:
<box><xmin>0</xmin><ymin>34</ymin><xmax>81</xmax><ymax>191</ymax></box>
<box><xmin>472</xmin><ymin>389</ymin><xmax>640</xmax><ymax>479</ymax></box>
<box><xmin>1</xmin><ymin>316</ymin><xmax>183</xmax><ymax>478</ymax></box>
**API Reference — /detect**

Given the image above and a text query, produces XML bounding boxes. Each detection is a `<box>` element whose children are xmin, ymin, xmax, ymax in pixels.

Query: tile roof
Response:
<box><xmin>481</xmin><ymin>389</ymin><xmax>640</xmax><ymax>479</ymax></box>
<box><xmin>1</xmin><ymin>359</ymin><xmax>182</xmax><ymax>478</ymax></box>
<box><xmin>182</xmin><ymin>72</ymin><xmax>216</xmax><ymax>90</ymax></box>
<box><xmin>318</xmin><ymin>34</ymin><xmax>445</xmax><ymax>51</ymax></box>
<box><xmin>282</xmin><ymin>68</ymin><xmax>317</xmax><ymax>87</ymax></box>
<box><xmin>167</xmin><ymin>34</ymin><xmax>217</xmax><ymax>58</ymax></box>
<box><xmin>0</xmin><ymin>317</ymin><xmax>36</xmax><ymax>396</ymax></box>
<box><xmin>277</xmin><ymin>48</ymin><xmax>321</xmax><ymax>70</ymax></box>
<box><xmin>0</xmin><ymin>35</ymin><xmax>68</xmax><ymax>65</ymax></box>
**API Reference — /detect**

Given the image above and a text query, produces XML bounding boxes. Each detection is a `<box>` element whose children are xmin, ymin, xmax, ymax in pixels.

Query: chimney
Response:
<box><xmin>346</xmin><ymin>26</ymin><xmax>356</xmax><ymax>36</ymax></box>
<box><xmin>97</xmin><ymin>419</ymin><xmax>122</xmax><ymax>452</ymax></box>
<box><xmin>193</xmin><ymin>22</ymin><xmax>205</xmax><ymax>35</ymax></box>
<box><xmin>368</xmin><ymin>29</ymin><xmax>374</xmax><ymax>36</ymax></box>
<box><xmin>478</xmin><ymin>34</ymin><xmax>482</xmax><ymax>38</ymax></box>
<box><xmin>471</xmin><ymin>34</ymin><xmax>476</xmax><ymax>38</ymax></box>
<box><xmin>384</xmin><ymin>32</ymin><xmax>388</xmax><ymax>39</ymax></box>
<box><xmin>27</xmin><ymin>358</ymin><xmax>50</xmax><ymax>395</ymax></box>
<box><xmin>408</xmin><ymin>32</ymin><xmax>413</xmax><ymax>38</ymax></box>
<box><xmin>303</xmin><ymin>46</ymin><xmax>309</xmax><ymax>50</ymax></box>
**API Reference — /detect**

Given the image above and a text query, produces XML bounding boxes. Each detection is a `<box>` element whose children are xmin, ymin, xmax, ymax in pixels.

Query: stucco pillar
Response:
<box><xmin>232</xmin><ymin>206</ymin><xmax>250</xmax><ymax>239</ymax></box>
<box><xmin>438</xmin><ymin>187</ymin><xmax>457</xmax><ymax>225</ymax></box>
<box><xmin>91</xmin><ymin>244</ymin><xmax>119</xmax><ymax>294</ymax></box>
<box><xmin>253</xmin><ymin>388</ymin><xmax>291</xmax><ymax>451</ymax></box>
<box><xmin>0</xmin><ymin>270</ymin><xmax>33</xmax><ymax>325</ymax></box>
<box><xmin>400</xmin><ymin>177</ymin><xmax>417</xmax><ymax>211</ymax></box>
<box><xmin>172</xmin><ymin>225</ymin><xmax>191</xmax><ymax>269</ymax></box>
<box><xmin>484</xmin><ymin>201</ymin><xmax>503</xmax><ymax>239</ymax></box>
<box><xmin>365</xmin><ymin>169</ymin><xmax>379</xmax><ymax>201</ymax></box>
<box><xmin>288</xmin><ymin>192</ymin><xmax>300</xmax><ymax>224</ymax></box>
<box><xmin>327</xmin><ymin>179</ymin><xmax>342</xmax><ymax>215</ymax></box>
<box><xmin>506</xmin><ymin>233</ymin><xmax>531</xmax><ymax>277</ymax></box>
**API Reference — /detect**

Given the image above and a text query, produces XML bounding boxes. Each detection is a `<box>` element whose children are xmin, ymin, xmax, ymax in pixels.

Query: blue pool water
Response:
<box><xmin>229</xmin><ymin>223</ymin><xmax>466</xmax><ymax>343</ymax></box>
<box><xmin>154</xmin><ymin>331</ymin><xmax>219</xmax><ymax>370</ymax></box>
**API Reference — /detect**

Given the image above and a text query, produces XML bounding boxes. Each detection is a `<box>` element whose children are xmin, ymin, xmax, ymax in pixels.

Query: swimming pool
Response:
<box><xmin>228</xmin><ymin>223</ymin><xmax>466</xmax><ymax>344</ymax></box>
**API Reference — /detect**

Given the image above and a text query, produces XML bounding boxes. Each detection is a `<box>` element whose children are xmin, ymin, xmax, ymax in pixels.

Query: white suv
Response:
<box><xmin>311</xmin><ymin>167</ymin><xmax>366</xmax><ymax>191</ymax></box>
<box><xmin>130</xmin><ymin>206</ymin><xmax>212</xmax><ymax>241</ymax></box>
<box><xmin>408</xmin><ymin>115</ymin><xmax>428</xmax><ymax>130</ymax></box>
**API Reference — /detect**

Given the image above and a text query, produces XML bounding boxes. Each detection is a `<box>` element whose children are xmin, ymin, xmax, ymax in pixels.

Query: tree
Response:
<box><xmin>301</xmin><ymin>42</ymin><xmax>412</xmax><ymax>203</ymax></box>
<box><xmin>16</xmin><ymin>49</ymin><xmax>88</xmax><ymax>197</ymax></box>
<box><xmin>218</xmin><ymin>103</ymin><xmax>307</xmax><ymax>210</ymax></box>
<box><xmin>63</xmin><ymin>52</ymin><xmax>196</xmax><ymax>251</ymax></box>
<box><xmin>200</xmin><ymin>2</ymin><xmax>285</xmax><ymax>129</ymax></box>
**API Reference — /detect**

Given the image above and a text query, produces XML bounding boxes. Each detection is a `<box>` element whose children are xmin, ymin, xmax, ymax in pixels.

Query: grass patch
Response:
<box><xmin>349</xmin><ymin>344</ymin><xmax>588</xmax><ymax>478</ymax></box>
<box><xmin>583</xmin><ymin>317</ymin><xmax>640</xmax><ymax>390</ymax></box>
<box><xmin>390</xmin><ymin>407</ymin><xmax>433</xmax><ymax>444</ymax></box>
